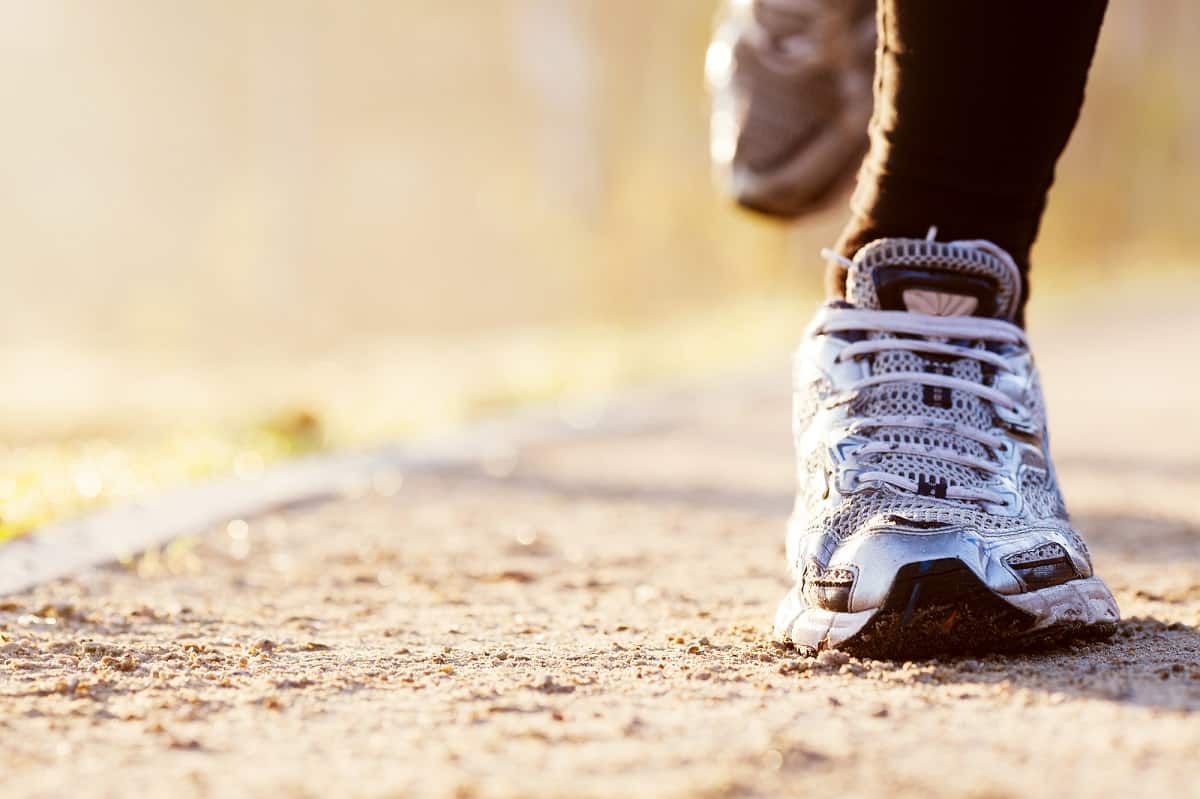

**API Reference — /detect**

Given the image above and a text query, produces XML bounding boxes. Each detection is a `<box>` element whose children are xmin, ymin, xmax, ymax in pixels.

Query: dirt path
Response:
<box><xmin>3</xmin><ymin>299</ymin><xmax>1199</xmax><ymax>799</ymax></box>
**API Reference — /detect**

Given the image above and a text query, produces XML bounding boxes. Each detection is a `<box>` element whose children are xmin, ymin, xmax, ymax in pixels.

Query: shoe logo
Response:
<box><xmin>923</xmin><ymin>361</ymin><xmax>953</xmax><ymax>409</ymax></box>
<box><xmin>902</xmin><ymin>289</ymin><xmax>978</xmax><ymax>317</ymax></box>
<box><xmin>916</xmin><ymin>476</ymin><xmax>949</xmax><ymax>499</ymax></box>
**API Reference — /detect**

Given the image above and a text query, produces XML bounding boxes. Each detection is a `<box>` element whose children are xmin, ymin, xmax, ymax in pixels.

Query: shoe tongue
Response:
<box><xmin>843</xmin><ymin>238</ymin><xmax>1020</xmax><ymax>321</ymax></box>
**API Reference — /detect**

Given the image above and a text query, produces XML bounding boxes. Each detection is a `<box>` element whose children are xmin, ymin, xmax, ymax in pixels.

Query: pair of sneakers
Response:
<box><xmin>706</xmin><ymin>0</ymin><xmax>1119</xmax><ymax>657</ymax></box>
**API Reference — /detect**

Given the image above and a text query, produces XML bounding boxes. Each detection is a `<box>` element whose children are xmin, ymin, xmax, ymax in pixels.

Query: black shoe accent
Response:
<box><xmin>885</xmin><ymin>515</ymin><xmax>950</xmax><ymax>530</ymax></box>
<box><xmin>916</xmin><ymin>477</ymin><xmax>949</xmax><ymax>499</ymax></box>
<box><xmin>921</xmin><ymin>359</ymin><xmax>954</xmax><ymax>408</ymax></box>
<box><xmin>1010</xmin><ymin>555</ymin><xmax>1079</xmax><ymax>591</ymax></box>
<box><xmin>838</xmin><ymin>558</ymin><xmax>1041</xmax><ymax>660</ymax></box>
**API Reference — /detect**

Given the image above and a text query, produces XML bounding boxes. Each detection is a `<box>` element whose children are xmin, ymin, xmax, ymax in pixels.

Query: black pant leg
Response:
<box><xmin>830</xmin><ymin>0</ymin><xmax>1108</xmax><ymax>319</ymax></box>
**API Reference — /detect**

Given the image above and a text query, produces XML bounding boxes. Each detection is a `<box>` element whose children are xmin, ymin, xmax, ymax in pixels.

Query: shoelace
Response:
<box><xmin>815</xmin><ymin>307</ymin><xmax>1030</xmax><ymax>505</ymax></box>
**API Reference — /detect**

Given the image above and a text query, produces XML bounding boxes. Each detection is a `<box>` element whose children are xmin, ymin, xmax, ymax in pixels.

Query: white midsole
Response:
<box><xmin>774</xmin><ymin>576</ymin><xmax>1120</xmax><ymax>651</ymax></box>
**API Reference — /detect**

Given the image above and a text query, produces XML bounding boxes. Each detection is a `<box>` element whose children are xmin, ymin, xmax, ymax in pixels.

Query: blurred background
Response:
<box><xmin>1</xmin><ymin>1</ymin><xmax>1198</xmax><ymax>537</ymax></box>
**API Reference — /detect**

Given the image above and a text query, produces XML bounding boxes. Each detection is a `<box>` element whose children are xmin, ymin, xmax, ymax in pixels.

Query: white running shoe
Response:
<box><xmin>775</xmin><ymin>235</ymin><xmax>1119</xmax><ymax>658</ymax></box>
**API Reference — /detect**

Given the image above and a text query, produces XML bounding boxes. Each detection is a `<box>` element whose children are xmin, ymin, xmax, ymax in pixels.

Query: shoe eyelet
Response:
<box><xmin>982</xmin><ymin>490</ymin><xmax>1021</xmax><ymax>517</ymax></box>
<box><xmin>995</xmin><ymin>403</ymin><xmax>1037</xmax><ymax>435</ymax></box>
<box><xmin>835</xmin><ymin>468</ymin><xmax>862</xmax><ymax>494</ymax></box>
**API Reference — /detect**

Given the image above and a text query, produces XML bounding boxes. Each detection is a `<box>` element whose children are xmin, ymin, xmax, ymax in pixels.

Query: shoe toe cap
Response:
<box><xmin>799</xmin><ymin>524</ymin><xmax>1091</xmax><ymax>613</ymax></box>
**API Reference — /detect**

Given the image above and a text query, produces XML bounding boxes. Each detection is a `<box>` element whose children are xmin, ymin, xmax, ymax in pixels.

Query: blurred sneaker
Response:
<box><xmin>775</xmin><ymin>235</ymin><xmax>1119</xmax><ymax>658</ymax></box>
<box><xmin>705</xmin><ymin>0</ymin><xmax>875</xmax><ymax>217</ymax></box>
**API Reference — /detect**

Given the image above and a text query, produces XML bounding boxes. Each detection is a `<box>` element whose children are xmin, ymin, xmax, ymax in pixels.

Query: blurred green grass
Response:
<box><xmin>0</xmin><ymin>295</ymin><xmax>812</xmax><ymax>540</ymax></box>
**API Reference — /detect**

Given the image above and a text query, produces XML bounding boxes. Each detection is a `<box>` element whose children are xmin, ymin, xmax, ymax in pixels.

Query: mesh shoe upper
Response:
<box><xmin>789</xmin><ymin>237</ymin><xmax>1092</xmax><ymax>608</ymax></box>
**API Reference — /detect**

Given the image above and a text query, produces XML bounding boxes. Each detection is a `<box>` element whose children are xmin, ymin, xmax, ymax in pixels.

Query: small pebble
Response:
<box><xmin>816</xmin><ymin>650</ymin><xmax>850</xmax><ymax>669</ymax></box>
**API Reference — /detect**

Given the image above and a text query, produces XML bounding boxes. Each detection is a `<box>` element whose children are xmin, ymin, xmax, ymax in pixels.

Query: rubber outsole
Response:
<box><xmin>776</xmin><ymin>558</ymin><xmax>1118</xmax><ymax>660</ymax></box>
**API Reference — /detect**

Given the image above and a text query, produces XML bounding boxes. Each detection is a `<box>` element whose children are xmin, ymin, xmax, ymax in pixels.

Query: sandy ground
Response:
<box><xmin>2</xmin><ymin>299</ymin><xmax>1199</xmax><ymax>799</ymax></box>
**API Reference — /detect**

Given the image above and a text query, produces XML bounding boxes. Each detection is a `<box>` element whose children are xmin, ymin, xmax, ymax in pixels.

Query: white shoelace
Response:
<box><xmin>812</xmin><ymin>239</ymin><xmax>1031</xmax><ymax>507</ymax></box>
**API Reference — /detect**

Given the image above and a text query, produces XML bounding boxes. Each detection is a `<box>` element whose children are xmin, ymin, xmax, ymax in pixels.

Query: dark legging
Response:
<box><xmin>830</xmin><ymin>0</ymin><xmax>1109</xmax><ymax>320</ymax></box>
